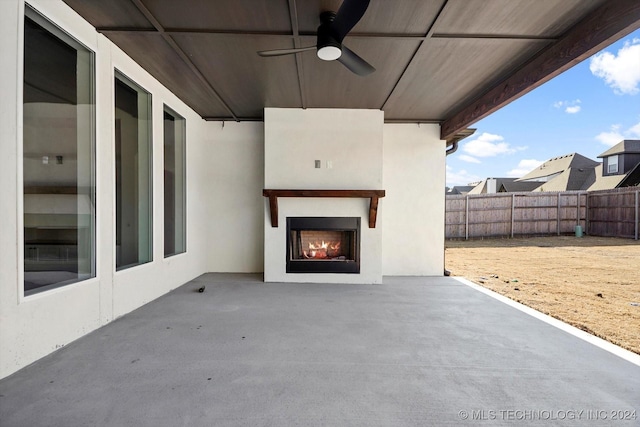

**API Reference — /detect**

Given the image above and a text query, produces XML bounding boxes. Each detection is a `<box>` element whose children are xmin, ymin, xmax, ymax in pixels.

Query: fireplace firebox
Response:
<box><xmin>286</xmin><ymin>217</ymin><xmax>360</xmax><ymax>274</ymax></box>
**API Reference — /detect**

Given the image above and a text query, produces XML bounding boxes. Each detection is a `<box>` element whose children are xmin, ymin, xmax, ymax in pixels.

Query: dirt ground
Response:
<box><xmin>445</xmin><ymin>236</ymin><xmax>640</xmax><ymax>355</ymax></box>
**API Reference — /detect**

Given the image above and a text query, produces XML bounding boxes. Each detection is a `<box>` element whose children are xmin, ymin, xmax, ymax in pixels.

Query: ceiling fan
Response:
<box><xmin>257</xmin><ymin>0</ymin><xmax>375</xmax><ymax>76</ymax></box>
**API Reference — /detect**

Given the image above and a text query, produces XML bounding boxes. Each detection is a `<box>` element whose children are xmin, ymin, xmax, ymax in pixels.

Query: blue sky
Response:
<box><xmin>446</xmin><ymin>29</ymin><xmax>640</xmax><ymax>188</ymax></box>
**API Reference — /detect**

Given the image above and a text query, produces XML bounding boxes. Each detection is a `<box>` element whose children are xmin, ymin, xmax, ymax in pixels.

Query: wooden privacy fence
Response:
<box><xmin>587</xmin><ymin>188</ymin><xmax>640</xmax><ymax>239</ymax></box>
<box><xmin>446</xmin><ymin>188</ymin><xmax>639</xmax><ymax>240</ymax></box>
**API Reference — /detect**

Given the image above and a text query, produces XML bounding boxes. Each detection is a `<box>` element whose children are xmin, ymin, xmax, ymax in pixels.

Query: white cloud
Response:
<box><xmin>553</xmin><ymin>99</ymin><xmax>581</xmax><ymax>114</ymax></box>
<box><xmin>446</xmin><ymin>165</ymin><xmax>480</xmax><ymax>187</ymax></box>
<box><xmin>595</xmin><ymin>121</ymin><xmax>640</xmax><ymax>146</ymax></box>
<box><xmin>595</xmin><ymin>124</ymin><xmax>624</xmax><ymax>146</ymax></box>
<box><xmin>590</xmin><ymin>38</ymin><xmax>640</xmax><ymax>95</ymax></box>
<box><xmin>458</xmin><ymin>154</ymin><xmax>481</xmax><ymax>163</ymax></box>
<box><xmin>506</xmin><ymin>159</ymin><xmax>544</xmax><ymax>178</ymax></box>
<box><xmin>462</xmin><ymin>132</ymin><xmax>517</xmax><ymax>158</ymax></box>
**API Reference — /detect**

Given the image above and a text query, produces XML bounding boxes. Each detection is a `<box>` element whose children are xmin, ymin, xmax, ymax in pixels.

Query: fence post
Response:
<box><xmin>635</xmin><ymin>190</ymin><xmax>639</xmax><ymax>241</ymax></box>
<box><xmin>585</xmin><ymin>192</ymin><xmax>590</xmax><ymax>235</ymax></box>
<box><xmin>511</xmin><ymin>193</ymin><xmax>515</xmax><ymax>238</ymax></box>
<box><xmin>557</xmin><ymin>193</ymin><xmax>561</xmax><ymax>235</ymax></box>
<box><xmin>465</xmin><ymin>195</ymin><xmax>469</xmax><ymax>240</ymax></box>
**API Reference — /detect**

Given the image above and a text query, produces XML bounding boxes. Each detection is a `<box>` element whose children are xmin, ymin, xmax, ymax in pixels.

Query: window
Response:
<box><xmin>115</xmin><ymin>72</ymin><xmax>152</xmax><ymax>270</ymax></box>
<box><xmin>608</xmin><ymin>155</ymin><xmax>619</xmax><ymax>174</ymax></box>
<box><xmin>23</xmin><ymin>8</ymin><xmax>95</xmax><ymax>294</ymax></box>
<box><xmin>163</xmin><ymin>106</ymin><xmax>186</xmax><ymax>256</ymax></box>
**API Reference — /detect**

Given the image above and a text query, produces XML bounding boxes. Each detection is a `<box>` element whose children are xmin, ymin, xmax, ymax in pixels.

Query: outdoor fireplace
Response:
<box><xmin>286</xmin><ymin>217</ymin><xmax>360</xmax><ymax>274</ymax></box>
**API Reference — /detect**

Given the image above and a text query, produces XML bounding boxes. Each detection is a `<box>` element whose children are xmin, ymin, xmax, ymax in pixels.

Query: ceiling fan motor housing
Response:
<box><xmin>317</xmin><ymin>11</ymin><xmax>342</xmax><ymax>60</ymax></box>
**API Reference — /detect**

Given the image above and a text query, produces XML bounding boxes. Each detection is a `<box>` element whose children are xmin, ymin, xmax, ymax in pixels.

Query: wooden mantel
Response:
<box><xmin>262</xmin><ymin>189</ymin><xmax>386</xmax><ymax>228</ymax></box>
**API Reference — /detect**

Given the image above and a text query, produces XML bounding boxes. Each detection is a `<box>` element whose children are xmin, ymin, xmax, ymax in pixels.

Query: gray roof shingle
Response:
<box><xmin>598</xmin><ymin>140</ymin><xmax>640</xmax><ymax>158</ymax></box>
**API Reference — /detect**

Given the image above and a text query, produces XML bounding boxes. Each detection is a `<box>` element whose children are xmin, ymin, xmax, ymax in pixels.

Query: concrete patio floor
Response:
<box><xmin>1</xmin><ymin>274</ymin><xmax>639</xmax><ymax>426</ymax></box>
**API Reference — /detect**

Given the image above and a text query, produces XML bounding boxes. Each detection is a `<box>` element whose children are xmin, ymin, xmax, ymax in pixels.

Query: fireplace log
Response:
<box><xmin>262</xmin><ymin>189</ymin><xmax>385</xmax><ymax>228</ymax></box>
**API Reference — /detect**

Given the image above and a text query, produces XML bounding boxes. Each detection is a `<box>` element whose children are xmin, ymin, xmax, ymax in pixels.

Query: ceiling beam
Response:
<box><xmin>128</xmin><ymin>0</ymin><xmax>239</xmax><ymax>121</ymax></box>
<box><xmin>202</xmin><ymin>117</ymin><xmax>448</xmax><ymax>123</ymax></box>
<box><xmin>440</xmin><ymin>0</ymin><xmax>640</xmax><ymax>141</ymax></box>
<box><xmin>383</xmin><ymin>119</ymin><xmax>441</xmax><ymax>124</ymax></box>
<box><xmin>430</xmin><ymin>33</ymin><xmax>557</xmax><ymax>42</ymax></box>
<box><xmin>379</xmin><ymin>0</ymin><xmax>449</xmax><ymax>110</ymax></box>
<box><xmin>97</xmin><ymin>27</ymin><xmax>557</xmax><ymax>43</ymax></box>
<box><xmin>204</xmin><ymin>116</ymin><xmax>263</xmax><ymax>121</ymax></box>
<box><xmin>287</xmin><ymin>0</ymin><xmax>307</xmax><ymax>109</ymax></box>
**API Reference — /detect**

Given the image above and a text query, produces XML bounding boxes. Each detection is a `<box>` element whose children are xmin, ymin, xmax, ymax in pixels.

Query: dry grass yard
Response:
<box><xmin>445</xmin><ymin>236</ymin><xmax>640</xmax><ymax>355</ymax></box>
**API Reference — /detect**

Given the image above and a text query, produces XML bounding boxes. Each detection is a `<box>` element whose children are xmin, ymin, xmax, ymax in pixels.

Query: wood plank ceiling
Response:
<box><xmin>62</xmin><ymin>0</ymin><xmax>640</xmax><ymax>141</ymax></box>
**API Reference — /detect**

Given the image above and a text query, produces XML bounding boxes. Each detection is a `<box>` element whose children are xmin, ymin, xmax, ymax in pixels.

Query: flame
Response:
<box><xmin>303</xmin><ymin>241</ymin><xmax>341</xmax><ymax>259</ymax></box>
<box><xmin>308</xmin><ymin>241</ymin><xmax>328</xmax><ymax>250</ymax></box>
<box><xmin>308</xmin><ymin>241</ymin><xmax>341</xmax><ymax>250</ymax></box>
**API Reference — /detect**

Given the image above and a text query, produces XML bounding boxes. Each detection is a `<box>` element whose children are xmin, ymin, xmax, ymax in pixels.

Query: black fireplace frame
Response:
<box><xmin>286</xmin><ymin>217</ymin><xmax>360</xmax><ymax>274</ymax></box>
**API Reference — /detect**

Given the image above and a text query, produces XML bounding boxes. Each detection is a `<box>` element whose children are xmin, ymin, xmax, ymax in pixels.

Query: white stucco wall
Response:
<box><xmin>206</xmin><ymin>121</ymin><xmax>264</xmax><ymax>273</ymax></box>
<box><xmin>382</xmin><ymin>123</ymin><xmax>445</xmax><ymax>276</ymax></box>
<box><xmin>0</xmin><ymin>0</ymin><xmax>209</xmax><ymax>378</ymax></box>
<box><xmin>264</xmin><ymin>108</ymin><xmax>384</xmax><ymax>284</ymax></box>
<box><xmin>0</xmin><ymin>0</ymin><xmax>23</xmax><ymax>377</ymax></box>
<box><xmin>264</xmin><ymin>108</ymin><xmax>384</xmax><ymax>189</ymax></box>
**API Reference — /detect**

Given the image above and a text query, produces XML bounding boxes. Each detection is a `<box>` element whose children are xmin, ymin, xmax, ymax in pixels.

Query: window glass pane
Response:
<box><xmin>23</xmin><ymin>9</ymin><xmax>95</xmax><ymax>294</ymax></box>
<box><xmin>163</xmin><ymin>107</ymin><xmax>186</xmax><ymax>256</ymax></box>
<box><xmin>115</xmin><ymin>73</ymin><xmax>152</xmax><ymax>270</ymax></box>
<box><xmin>608</xmin><ymin>155</ymin><xmax>618</xmax><ymax>173</ymax></box>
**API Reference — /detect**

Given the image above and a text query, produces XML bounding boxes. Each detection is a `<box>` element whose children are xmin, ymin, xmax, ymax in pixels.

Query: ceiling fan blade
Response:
<box><xmin>337</xmin><ymin>45</ymin><xmax>375</xmax><ymax>76</ymax></box>
<box><xmin>332</xmin><ymin>0</ymin><xmax>370</xmax><ymax>42</ymax></box>
<box><xmin>257</xmin><ymin>46</ymin><xmax>316</xmax><ymax>57</ymax></box>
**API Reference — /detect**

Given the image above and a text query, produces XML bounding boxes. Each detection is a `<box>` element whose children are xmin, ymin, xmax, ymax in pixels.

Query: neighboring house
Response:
<box><xmin>515</xmin><ymin>153</ymin><xmax>600</xmax><ymax>192</ymax></box>
<box><xmin>587</xmin><ymin>140</ymin><xmax>640</xmax><ymax>190</ymax></box>
<box><xmin>531</xmin><ymin>166</ymin><xmax>599</xmax><ymax>192</ymax></box>
<box><xmin>621</xmin><ymin>164</ymin><xmax>640</xmax><ymax>187</ymax></box>
<box><xmin>599</xmin><ymin>139</ymin><xmax>640</xmax><ymax>176</ymax></box>
<box><xmin>468</xmin><ymin>178</ymin><xmax>528</xmax><ymax>194</ymax></box>
<box><xmin>498</xmin><ymin>181</ymin><xmax>542</xmax><ymax>192</ymax></box>
<box><xmin>446</xmin><ymin>185</ymin><xmax>475</xmax><ymax>195</ymax></box>
<box><xmin>462</xmin><ymin>146</ymin><xmax>639</xmax><ymax>195</ymax></box>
